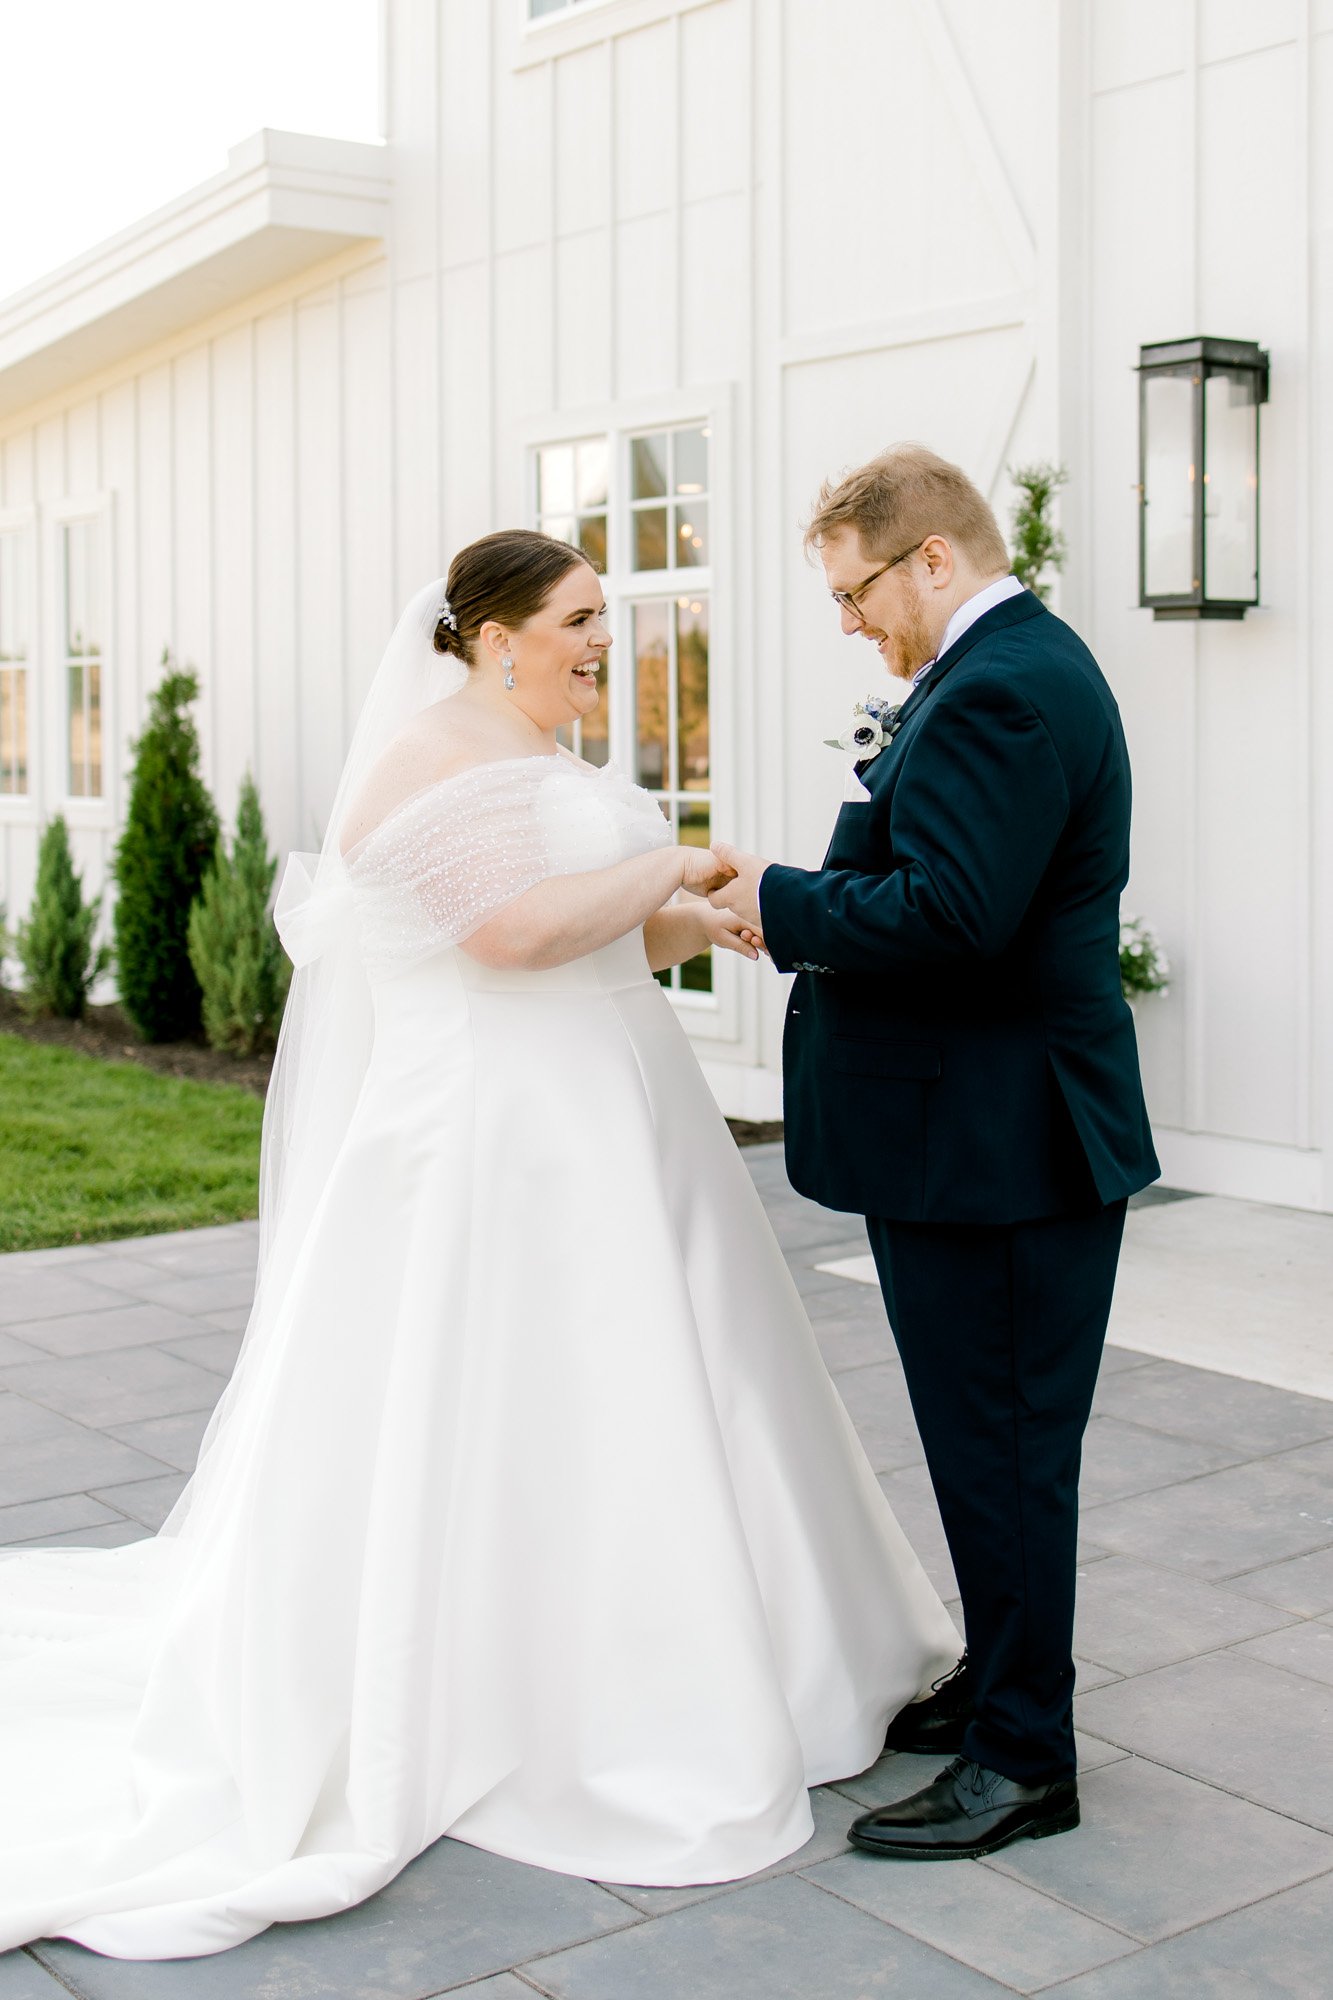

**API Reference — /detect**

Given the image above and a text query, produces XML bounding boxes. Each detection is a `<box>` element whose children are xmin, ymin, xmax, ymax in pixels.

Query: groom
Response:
<box><xmin>712</xmin><ymin>444</ymin><xmax>1158</xmax><ymax>1860</ymax></box>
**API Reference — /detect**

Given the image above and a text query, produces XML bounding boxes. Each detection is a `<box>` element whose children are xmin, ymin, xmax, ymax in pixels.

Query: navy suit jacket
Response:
<box><xmin>759</xmin><ymin>589</ymin><xmax>1159</xmax><ymax>1224</ymax></box>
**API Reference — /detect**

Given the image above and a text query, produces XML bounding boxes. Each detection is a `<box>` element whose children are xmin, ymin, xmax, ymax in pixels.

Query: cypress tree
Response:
<box><xmin>15</xmin><ymin>813</ymin><xmax>110</xmax><ymax>1019</ymax></box>
<box><xmin>187</xmin><ymin>772</ymin><xmax>289</xmax><ymax>1054</ymax></box>
<box><xmin>113</xmin><ymin>657</ymin><xmax>219</xmax><ymax>1041</ymax></box>
<box><xmin>1008</xmin><ymin>462</ymin><xmax>1069</xmax><ymax>603</ymax></box>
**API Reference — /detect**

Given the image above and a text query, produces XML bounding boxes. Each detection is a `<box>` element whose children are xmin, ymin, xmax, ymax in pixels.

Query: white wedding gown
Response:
<box><xmin>0</xmin><ymin>752</ymin><xmax>957</xmax><ymax>1959</ymax></box>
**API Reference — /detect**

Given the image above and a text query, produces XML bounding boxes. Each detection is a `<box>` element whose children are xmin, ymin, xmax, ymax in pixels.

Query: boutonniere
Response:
<box><xmin>824</xmin><ymin>695</ymin><xmax>902</xmax><ymax>764</ymax></box>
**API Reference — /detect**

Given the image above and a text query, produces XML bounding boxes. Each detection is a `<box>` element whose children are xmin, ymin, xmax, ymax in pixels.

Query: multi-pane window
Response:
<box><xmin>534</xmin><ymin>420</ymin><xmax>715</xmax><ymax>998</ymax></box>
<box><xmin>537</xmin><ymin>436</ymin><xmax>609</xmax><ymax>587</ymax></box>
<box><xmin>528</xmin><ymin>0</ymin><xmax>595</xmax><ymax>16</ymax></box>
<box><xmin>537</xmin><ymin>437</ymin><xmax>611</xmax><ymax>770</ymax></box>
<box><xmin>631</xmin><ymin>591</ymin><xmax>712</xmax><ymax>994</ymax></box>
<box><xmin>62</xmin><ymin>519</ymin><xmax>103</xmax><ymax>798</ymax></box>
<box><xmin>629</xmin><ymin>426</ymin><xmax>709</xmax><ymax>572</ymax></box>
<box><xmin>0</xmin><ymin>530</ymin><xmax>29</xmax><ymax>796</ymax></box>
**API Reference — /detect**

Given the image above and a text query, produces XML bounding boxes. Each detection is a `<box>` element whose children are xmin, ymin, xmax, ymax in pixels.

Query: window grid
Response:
<box><xmin>632</xmin><ymin>592</ymin><xmax>712</xmax><ymax>996</ymax></box>
<box><xmin>0</xmin><ymin>529</ymin><xmax>30</xmax><ymax>796</ymax></box>
<box><xmin>536</xmin><ymin>436</ymin><xmax>609</xmax><ymax>575</ymax></box>
<box><xmin>62</xmin><ymin>519</ymin><xmax>103</xmax><ymax>800</ymax></box>
<box><xmin>534</xmin><ymin>421</ymin><xmax>715</xmax><ymax>1000</ymax></box>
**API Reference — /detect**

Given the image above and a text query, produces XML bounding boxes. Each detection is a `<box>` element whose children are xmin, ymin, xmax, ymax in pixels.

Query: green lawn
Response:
<box><xmin>0</xmin><ymin>1034</ymin><xmax>263</xmax><ymax>1252</ymax></box>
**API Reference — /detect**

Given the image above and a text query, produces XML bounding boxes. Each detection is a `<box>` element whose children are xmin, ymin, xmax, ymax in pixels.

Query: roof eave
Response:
<box><xmin>0</xmin><ymin>129</ymin><xmax>391</xmax><ymax>422</ymax></box>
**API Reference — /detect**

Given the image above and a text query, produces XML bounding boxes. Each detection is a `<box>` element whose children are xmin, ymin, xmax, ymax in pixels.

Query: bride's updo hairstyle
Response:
<box><xmin>433</xmin><ymin>530</ymin><xmax>589</xmax><ymax>664</ymax></box>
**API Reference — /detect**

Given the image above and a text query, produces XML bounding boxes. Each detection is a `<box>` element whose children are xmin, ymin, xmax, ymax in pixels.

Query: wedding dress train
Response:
<box><xmin>0</xmin><ymin>742</ymin><xmax>956</xmax><ymax>1959</ymax></box>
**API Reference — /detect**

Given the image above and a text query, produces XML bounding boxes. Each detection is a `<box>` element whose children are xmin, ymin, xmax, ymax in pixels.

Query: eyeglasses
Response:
<box><xmin>830</xmin><ymin>540</ymin><xmax>923</xmax><ymax>620</ymax></box>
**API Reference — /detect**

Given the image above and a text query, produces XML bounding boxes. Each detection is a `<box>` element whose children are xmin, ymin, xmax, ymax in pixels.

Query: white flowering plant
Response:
<box><xmin>1119</xmin><ymin>914</ymin><xmax>1170</xmax><ymax>1001</ymax></box>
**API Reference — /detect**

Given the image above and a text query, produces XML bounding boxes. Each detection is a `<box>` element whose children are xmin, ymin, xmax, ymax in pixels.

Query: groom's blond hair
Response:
<box><xmin>805</xmin><ymin>444</ymin><xmax>1009</xmax><ymax>574</ymax></box>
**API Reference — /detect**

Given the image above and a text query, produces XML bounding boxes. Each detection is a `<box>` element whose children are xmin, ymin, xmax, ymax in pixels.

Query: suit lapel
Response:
<box><xmin>864</xmin><ymin>588</ymin><xmax>1048</xmax><ymax>756</ymax></box>
<box><xmin>909</xmin><ymin>587</ymin><xmax>1047</xmax><ymax>706</ymax></box>
<box><xmin>838</xmin><ymin>589</ymin><xmax>1050</xmax><ymax>835</ymax></box>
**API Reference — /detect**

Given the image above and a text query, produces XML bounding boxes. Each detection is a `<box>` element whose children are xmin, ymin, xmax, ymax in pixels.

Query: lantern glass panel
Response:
<box><xmin>1203</xmin><ymin>369</ymin><xmax>1259</xmax><ymax>602</ymax></box>
<box><xmin>1143</xmin><ymin>371</ymin><xmax>1195</xmax><ymax>599</ymax></box>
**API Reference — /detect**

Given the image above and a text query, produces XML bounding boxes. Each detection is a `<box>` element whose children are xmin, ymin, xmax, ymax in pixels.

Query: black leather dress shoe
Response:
<box><xmin>883</xmin><ymin>1653</ymin><xmax>972</xmax><ymax>1755</ymax></box>
<box><xmin>849</xmin><ymin>1756</ymin><xmax>1080</xmax><ymax>1860</ymax></box>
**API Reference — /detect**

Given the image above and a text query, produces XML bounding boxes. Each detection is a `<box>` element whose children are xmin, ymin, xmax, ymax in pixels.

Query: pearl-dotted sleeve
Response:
<box><xmin>345</xmin><ymin>758</ymin><xmax>561</xmax><ymax>973</ymax></box>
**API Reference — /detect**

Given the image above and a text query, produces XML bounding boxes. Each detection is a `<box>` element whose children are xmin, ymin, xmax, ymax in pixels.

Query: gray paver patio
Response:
<box><xmin>0</xmin><ymin>1154</ymin><xmax>1330</xmax><ymax>1996</ymax></box>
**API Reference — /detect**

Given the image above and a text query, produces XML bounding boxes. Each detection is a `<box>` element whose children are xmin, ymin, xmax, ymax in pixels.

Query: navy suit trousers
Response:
<box><xmin>866</xmin><ymin>1199</ymin><xmax>1128</xmax><ymax>1784</ymax></box>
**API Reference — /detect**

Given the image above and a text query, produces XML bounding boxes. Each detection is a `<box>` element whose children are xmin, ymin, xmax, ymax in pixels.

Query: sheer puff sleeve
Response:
<box><xmin>343</xmin><ymin>756</ymin><xmax>580</xmax><ymax>975</ymax></box>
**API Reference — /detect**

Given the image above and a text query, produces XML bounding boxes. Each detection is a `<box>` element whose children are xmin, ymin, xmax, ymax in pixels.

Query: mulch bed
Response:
<box><xmin>723</xmin><ymin>1120</ymin><xmax>785</xmax><ymax>1148</ymax></box>
<box><xmin>0</xmin><ymin>992</ymin><xmax>272</xmax><ymax>1098</ymax></box>
<box><xmin>0</xmin><ymin>991</ymin><xmax>784</xmax><ymax>1147</ymax></box>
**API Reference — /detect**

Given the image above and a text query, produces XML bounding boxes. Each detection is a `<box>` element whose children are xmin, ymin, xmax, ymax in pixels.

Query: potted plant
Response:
<box><xmin>1119</xmin><ymin>914</ymin><xmax>1170</xmax><ymax>1005</ymax></box>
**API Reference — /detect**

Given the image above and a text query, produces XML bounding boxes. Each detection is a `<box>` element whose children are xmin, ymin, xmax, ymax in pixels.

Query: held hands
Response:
<box><xmin>701</xmin><ymin>901</ymin><xmax>766</xmax><ymax>961</ymax></box>
<box><xmin>679</xmin><ymin>844</ymin><xmax>740</xmax><ymax>896</ymax></box>
<box><xmin>707</xmin><ymin>842</ymin><xmax>768</xmax><ymax>935</ymax></box>
<box><xmin>676</xmin><ymin>845</ymin><xmax>765</xmax><ymax>960</ymax></box>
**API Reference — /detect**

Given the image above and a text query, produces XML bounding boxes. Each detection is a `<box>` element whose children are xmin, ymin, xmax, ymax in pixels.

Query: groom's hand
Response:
<box><xmin>680</xmin><ymin>845</ymin><xmax>739</xmax><ymax>896</ymax></box>
<box><xmin>708</xmin><ymin>843</ymin><xmax>767</xmax><ymax>932</ymax></box>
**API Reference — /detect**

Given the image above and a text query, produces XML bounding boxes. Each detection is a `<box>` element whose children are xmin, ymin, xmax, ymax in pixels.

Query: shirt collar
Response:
<box><xmin>911</xmin><ymin>573</ymin><xmax>1025</xmax><ymax>688</ymax></box>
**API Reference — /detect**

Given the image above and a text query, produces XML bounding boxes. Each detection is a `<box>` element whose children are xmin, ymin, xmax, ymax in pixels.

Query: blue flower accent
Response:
<box><xmin>824</xmin><ymin>696</ymin><xmax>905</xmax><ymax>759</ymax></box>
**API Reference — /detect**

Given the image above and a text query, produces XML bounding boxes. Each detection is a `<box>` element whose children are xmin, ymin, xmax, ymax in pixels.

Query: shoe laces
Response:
<box><xmin>943</xmin><ymin>1756</ymin><xmax>998</xmax><ymax>1808</ymax></box>
<box><xmin>930</xmin><ymin>1651</ymin><xmax>968</xmax><ymax>1697</ymax></box>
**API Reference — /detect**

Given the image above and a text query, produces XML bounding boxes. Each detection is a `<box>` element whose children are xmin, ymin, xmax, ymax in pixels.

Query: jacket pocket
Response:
<box><xmin>831</xmin><ymin>1035</ymin><xmax>941</xmax><ymax>1081</ymax></box>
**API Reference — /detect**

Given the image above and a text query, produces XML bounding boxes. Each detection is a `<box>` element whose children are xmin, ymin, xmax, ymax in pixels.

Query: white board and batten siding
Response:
<box><xmin>1083</xmin><ymin>0</ymin><xmax>1333</xmax><ymax>1212</ymax></box>
<box><xmin>0</xmin><ymin>260</ymin><xmax>402</xmax><ymax>929</ymax></box>
<box><xmin>0</xmin><ymin>0</ymin><xmax>1329</xmax><ymax>1210</ymax></box>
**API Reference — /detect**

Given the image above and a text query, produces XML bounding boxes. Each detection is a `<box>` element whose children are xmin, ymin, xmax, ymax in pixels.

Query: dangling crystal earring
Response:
<box><xmin>502</xmin><ymin>655</ymin><xmax>516</xmax><ymax>691</ymax></box>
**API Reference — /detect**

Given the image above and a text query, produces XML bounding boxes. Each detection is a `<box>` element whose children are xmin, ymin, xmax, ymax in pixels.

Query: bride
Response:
<box><xmin>0</xmin><ymin>531</ymin><xmax>957</xmax><ymax>1959</ymax></box>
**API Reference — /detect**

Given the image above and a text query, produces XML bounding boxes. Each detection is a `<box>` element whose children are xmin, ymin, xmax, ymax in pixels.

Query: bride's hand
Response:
<box><xmin>700</xmin><ymin>902</ymin><xmax>766</xmax><ymax>961</ymax></box>
<box><xmin>680</xmin><ymin>845</ymin><xmax>739</xmax><ymax>896</ymax></box>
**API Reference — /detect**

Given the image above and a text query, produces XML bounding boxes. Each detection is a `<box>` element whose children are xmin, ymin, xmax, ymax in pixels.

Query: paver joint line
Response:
<box><xmin>420</xmin><ymin>1968</ymin><xmax>560</xmax><ymax>1999</ymax></box>
<box><xmin>23</xmin><ymin>1944</ymin><xmax>91</xmax><ymax>1998</ymax></box>
<box><xmin>1055</xmin><ymin>1732</ymin><xmax>1333</xmax><ymax>1841</ymax></box>
<box><xmin>794</xmin><ymin>1864</ymin><xmax>1037</xmax><ymax>1992</ymax></box>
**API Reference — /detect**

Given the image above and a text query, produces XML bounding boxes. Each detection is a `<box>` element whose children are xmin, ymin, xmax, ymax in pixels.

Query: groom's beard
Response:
<box><xmin>878</xmin><ymin>582</ymin><xmax>936</xmax><ymax>682</ymax></box>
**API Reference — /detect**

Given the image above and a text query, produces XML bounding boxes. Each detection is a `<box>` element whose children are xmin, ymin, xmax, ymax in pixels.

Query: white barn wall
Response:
<box><xmin>1084</xmin><ymin>1</ymin><xmax>1329</xmax><ymax>1207</ymax></box>
<box><xmin>0</xmin><ymin>252</ymin><xmax>397</xmax><ymax>922</ymax></box>
<box><xmin>767</xmin><ymin>0</ymin><xmax>1059</xmax><ymax>1086</ymax></box>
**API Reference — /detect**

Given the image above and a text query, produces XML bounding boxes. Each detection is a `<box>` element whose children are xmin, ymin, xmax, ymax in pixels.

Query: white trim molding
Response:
<box><xmin>698</xmin><ymin>1055</ymin><xmax>784</xmax><ymax>1124</ymax></box>
<box><xmin>511</xmin><ymin>0</ymin><xmax>718</xmax><ymax>69</ymax></box>
<box><xmin>43</xmin><ymin>491</ymin><xmax>115</xmax><ymax>831</ymax></box>
<box><xmin>1151</xmin><ymin>1126</ymin><xmax>1325</xmax><ymax>1214</ymax></box>
<box><xmin>0</xmin><ymin>131</ymin><xmax>391</xmax><ymax>423</ymax></box>
<box><xmin>523</xmin><ymin>384</ymin><xmax>743</xmax><ymax>1044</ymax></box>
<box><xmin>0</xmin><ymin>504</ymin><xmax>37</xmax><ymax>822</ymax></box>
<box><xmin>778</xmin><ymin>292</ymin><xmax>1036</xmax><ymax>373</ymax></box>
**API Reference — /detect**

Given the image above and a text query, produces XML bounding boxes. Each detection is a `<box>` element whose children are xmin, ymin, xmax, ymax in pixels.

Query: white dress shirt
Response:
<box><xmin>912</xmin><ymin>571</ymin><xmax>1026</xmax><ymax>689</ymax></box>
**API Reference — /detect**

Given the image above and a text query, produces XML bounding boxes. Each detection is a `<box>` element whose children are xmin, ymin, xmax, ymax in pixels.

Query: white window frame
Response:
<box><xmin>0</xmin><ymin>506</ymin><xmax>37</xmax><ymax>822</ymax></box>
<box><xmin>512</xmin><ymin>0</ymin><xmax>717</xmax><ymax>69</ymax></box>
<box><xmin>45</xmin><ymin>493</ymin><xmax>114</xmax><ymax>829</ymax></box>
<box><xmin>523</xmin><ymin>386</ymin><xmax>740</xmax><ymax>1045</ymax></box>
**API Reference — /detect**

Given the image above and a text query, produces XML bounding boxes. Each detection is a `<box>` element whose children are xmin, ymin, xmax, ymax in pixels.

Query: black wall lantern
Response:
<box><xmin>1137</xmin><ymin>336</ymin><xmax>1269</xmax><ymax>620</ymax></box>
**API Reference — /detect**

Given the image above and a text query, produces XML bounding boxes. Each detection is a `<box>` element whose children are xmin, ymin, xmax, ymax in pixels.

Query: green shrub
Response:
<box><xmin>14</xmin><ymin>814</ymin><xmax>111</xmax><ymax>1019</ymax></box>
<box><xmin>187</xmin><ymin>773</ymin><xmax>289</xmax><ymax>1054</ymax></box>
<box><xmin>1009</xmin><ymin>462</ymin><xmax>1069</xmax><ymax>603</ymax></box>
<box><xmin>113</xmin><ymin>657</ymin><xmax>219</xmax><ymax>1041</ymax></box>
